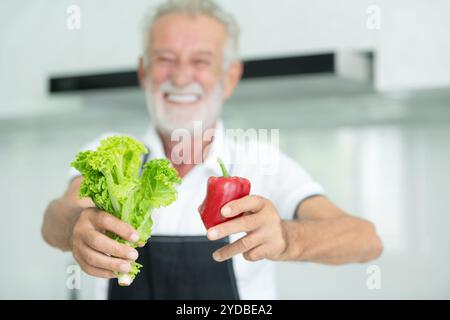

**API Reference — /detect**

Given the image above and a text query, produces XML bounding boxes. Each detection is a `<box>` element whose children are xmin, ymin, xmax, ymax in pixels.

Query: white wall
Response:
<box><xmin>376</xmin><ymin>0</ymin><xmax>450</xmax><ymax>90</ymax></box>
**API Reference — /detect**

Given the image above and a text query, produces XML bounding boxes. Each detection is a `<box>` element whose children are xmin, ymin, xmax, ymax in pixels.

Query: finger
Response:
<box><xmin>242</xmin><ymin>245</ymin><xmax>266</xmax><ymax>262</ymax></box>
<box><xmin>73</xmin><ymin>251</ymin><xmax>116</xmax><ymax>279</ymax></box>
<box><xmin>80</xmin><ymin>242</ymin><xmax>132</xmax><ymax>274</ymax></box>
<box><xmin>83</xmin><ymin>265</ymin><xmax>116</xmax><ymax>279</ymax></box>
<box><xmin>94</xmin><ymin>211</ymin><xmax>140</xmax><ymax>243</ymax></box>
<box><xmin>212</xmin><ymin>232</ymin><xmax>262</xmax><ymax>262</ymax></box>
<box><xmin>221</xmin><ymin>195</ymin><xmax>266</xmax><ymax>218</ymax></box>
<box><xmin>207</xmin><ymin>213</ymin><xmax>263</xmax><ymax>240</ymax></box>
<box><xmin>83</xmin><ymin>229</ymin><xmax>139</xmax><ymax>261</ymax></box>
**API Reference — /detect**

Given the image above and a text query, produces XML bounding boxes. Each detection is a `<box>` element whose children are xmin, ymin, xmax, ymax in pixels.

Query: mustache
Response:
<box><xmin>158</xmin><ymin>81</ymin><xmax>204</xmax><ymax>96</ymax></box>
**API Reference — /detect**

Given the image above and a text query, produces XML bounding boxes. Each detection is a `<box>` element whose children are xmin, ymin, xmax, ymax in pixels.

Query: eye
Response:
<box><xmin>156</xmin><ymin>56</ymin><xmax>175</xmax><ymax>64</ymax></box>
<box><xmin>193</xmin><ymin>59</ymin><xmax>211</xmax><ymax>67</ymax></box>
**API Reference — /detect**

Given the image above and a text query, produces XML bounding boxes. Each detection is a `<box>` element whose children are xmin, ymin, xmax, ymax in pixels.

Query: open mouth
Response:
<box><xmin>163</xmin><ymin>93</ymin><xmax>202</xmax><ymax>104</ymax></box>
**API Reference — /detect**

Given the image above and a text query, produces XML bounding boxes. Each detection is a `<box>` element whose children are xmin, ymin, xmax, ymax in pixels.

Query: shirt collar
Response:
<box><xmin>202</xmin><ymin>120</ymin><xmax>232</xmax><ymax>176</ymax></box>
<box><xmin>141</xmin><ymin>124</ymin><xmax>166</xmax><ymax>159</ymax></box>
<box><xmin>142</xmin><ymin>120</ymin><xmax>232</xmax><ymax>177</ymax></box>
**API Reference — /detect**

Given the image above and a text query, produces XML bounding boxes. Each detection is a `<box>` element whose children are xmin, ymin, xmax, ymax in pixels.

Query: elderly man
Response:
<box><xmin>42</xmin><ymin>0</ymin><xmax>382</xmax><ymax>300</ymax></box>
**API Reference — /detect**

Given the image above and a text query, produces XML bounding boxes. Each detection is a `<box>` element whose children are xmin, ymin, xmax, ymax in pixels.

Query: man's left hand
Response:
<box><xmin>206</xmin><ymin>195</ymin><xmax>288</xmax><ymax>262</ymax></box>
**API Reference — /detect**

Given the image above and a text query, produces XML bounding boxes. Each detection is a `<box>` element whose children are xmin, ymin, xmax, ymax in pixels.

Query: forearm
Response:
<box><xmin>280</xmin><ymin>216</ymin><xmax>382</xmax><ymax>264</ymax></box>
<box><xmin>41</xmin><ymin>197</ymin><xmax>83</xmax><ymax>251</ymax></box>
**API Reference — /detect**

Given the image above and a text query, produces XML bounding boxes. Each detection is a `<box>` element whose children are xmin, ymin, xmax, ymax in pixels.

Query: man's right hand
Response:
<box><xmin>70</xmin><ymin>207</ymin><xmax>140</xmax><ymax>278</ymax></box>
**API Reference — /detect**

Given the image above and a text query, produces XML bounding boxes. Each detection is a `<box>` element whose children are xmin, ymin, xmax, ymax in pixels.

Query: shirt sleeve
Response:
<box><xmin>269</xmin><ymin>150</ymin><xmax>325</xmax><ymax>221</ymax></box>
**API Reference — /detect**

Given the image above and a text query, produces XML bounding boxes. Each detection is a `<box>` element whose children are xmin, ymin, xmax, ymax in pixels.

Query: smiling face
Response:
<box><xmin>139</xmin><ymin>13</ymin><xmax>242</xmax><ymax>134</ymax></box>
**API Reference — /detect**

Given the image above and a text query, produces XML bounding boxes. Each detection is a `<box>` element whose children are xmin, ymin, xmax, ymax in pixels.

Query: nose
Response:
<box><xmin>170</xmin><ymin>61</ymin><xmax>193</xmax><ymax>87</ymax></box>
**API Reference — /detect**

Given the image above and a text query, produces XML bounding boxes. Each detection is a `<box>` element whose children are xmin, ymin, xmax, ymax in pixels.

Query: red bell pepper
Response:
<box><xmin>199</xmin><ymin>158</ymin><xmax>251</xmax><ymax>230</ymax></box>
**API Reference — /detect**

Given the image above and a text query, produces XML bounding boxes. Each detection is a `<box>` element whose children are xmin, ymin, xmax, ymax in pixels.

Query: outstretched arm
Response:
<box><xmin>206</xmin><ymin>195</ymin><xmax>383</xmax><ymax>264</ymax></box>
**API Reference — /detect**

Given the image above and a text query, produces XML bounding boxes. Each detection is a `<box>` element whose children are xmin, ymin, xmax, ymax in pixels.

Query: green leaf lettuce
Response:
<box><xmin>71</xmin><ymin>135</ymin><xmax>181</xmax><ymax>285</ymax></box>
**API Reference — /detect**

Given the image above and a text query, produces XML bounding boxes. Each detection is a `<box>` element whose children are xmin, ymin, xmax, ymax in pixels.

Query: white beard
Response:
<box><xmin>145</xmin><ymin>80</ymin><xmax>224</xmax><ymax>134</ymax></box>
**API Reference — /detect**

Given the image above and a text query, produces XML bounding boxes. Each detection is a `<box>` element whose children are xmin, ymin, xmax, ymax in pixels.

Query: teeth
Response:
<box><xmin>166</xmin><ymin>93</ymin><xmax>199</xmax><ymax>104</ymax></box>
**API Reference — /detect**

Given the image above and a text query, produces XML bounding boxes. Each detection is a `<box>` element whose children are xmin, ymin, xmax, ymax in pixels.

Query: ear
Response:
<box><xmin>222</xmin><ymin>60</ymin><xmax>243</xmax><ymax>100</ymax></box>
<box><xmin>138</xmin><ymin>56</ymin><xmax>147</xmax><ymax>89</ymax></box>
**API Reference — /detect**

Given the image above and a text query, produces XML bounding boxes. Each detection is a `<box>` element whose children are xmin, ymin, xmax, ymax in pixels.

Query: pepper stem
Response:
<box><xmin>217</xmin><ymin>157</ymin><xmax>229</xmax><ymax>177</ymax></box>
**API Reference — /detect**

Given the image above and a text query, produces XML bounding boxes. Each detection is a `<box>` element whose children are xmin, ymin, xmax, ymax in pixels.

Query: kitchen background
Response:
<box><xmin>1</xmin><ymin>0</ymin><xmax>449</xmax><ymax>299</ymax></box>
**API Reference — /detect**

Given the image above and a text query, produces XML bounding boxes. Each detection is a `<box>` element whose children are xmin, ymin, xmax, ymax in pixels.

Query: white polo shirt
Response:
<box><xmin>68</xmin><ymin>121</ymin><xmax>325</xmax><ymax>300</ymax></box>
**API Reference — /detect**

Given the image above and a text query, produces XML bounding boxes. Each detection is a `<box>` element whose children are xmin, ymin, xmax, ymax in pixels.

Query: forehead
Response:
<box><xmin>150</xmin><ymin>13</ymin><xmax>227</xmax><ymax>54</ymax></box>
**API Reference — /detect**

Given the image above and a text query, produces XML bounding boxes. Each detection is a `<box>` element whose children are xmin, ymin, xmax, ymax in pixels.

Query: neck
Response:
<box><xmin>156</xmin><ymin>122</ymin><xmax>217</xmax><ymax>178</ymax></box>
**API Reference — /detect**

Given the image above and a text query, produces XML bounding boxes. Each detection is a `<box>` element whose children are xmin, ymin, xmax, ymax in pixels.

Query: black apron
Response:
<box><xmin>108</xmin><ymin>150</ymin><xmax>240</xmax><ymax>300</ymax></box>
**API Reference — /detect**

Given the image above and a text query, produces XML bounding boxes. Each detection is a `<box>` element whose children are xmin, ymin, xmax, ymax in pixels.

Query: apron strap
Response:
<box><xmin>139</xmin><ymin>145</ymin><xmax>151</xmax><ymax>175</ymax></box>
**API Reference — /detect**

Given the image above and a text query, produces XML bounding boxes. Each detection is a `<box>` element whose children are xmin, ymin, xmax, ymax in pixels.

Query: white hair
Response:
<box><xmin>140</xmin><ymin>0</ymin><xmax>240</xmax><ymax>70</ymax></box>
